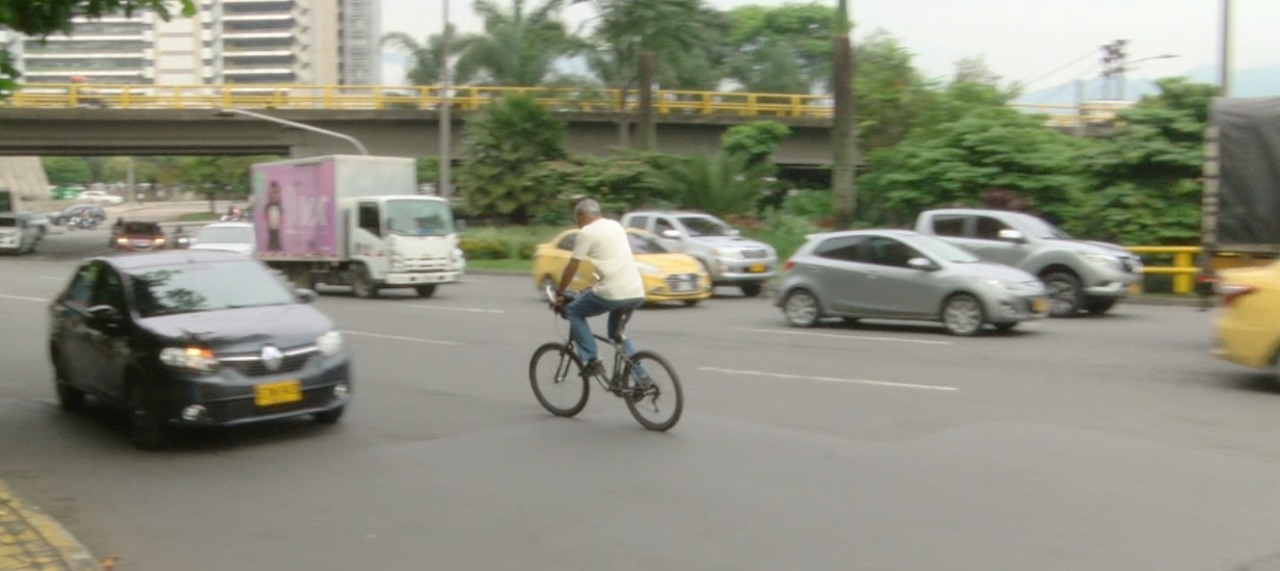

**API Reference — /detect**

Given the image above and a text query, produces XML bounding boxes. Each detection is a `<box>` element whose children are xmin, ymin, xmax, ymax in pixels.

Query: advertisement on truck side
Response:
<box><xmin>252</xmin><ymin>161</ymin><xmax>338</xmax><ymax>258</ymax></box>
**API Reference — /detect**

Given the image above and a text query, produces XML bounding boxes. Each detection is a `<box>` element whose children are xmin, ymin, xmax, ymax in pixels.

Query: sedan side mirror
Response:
<box><xmin>295</xmin><ymin>288</ymin><xmax>318</xmax><ymax>304</ymax></box>
<box><xmin>998</xmin><ymin>229</ymin><xmax>1027</xmax><ymax>244</ymax></box>
<box><xmin>86</xmin><ymin>305</ymin><xmax>124</xmax><ymax>331</ymax></box>
<box><xmin>907</xmin><ymin>257</ymin><xmax>939</xmax><ymax>271</ymax></box>
<box><xmin>661</xmin><ymin>229</ymin><xmax>682</xmax><ymax>239</ymax></box>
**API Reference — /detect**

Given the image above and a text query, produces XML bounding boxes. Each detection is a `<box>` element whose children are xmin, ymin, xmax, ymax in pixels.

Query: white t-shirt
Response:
<box><xmin>572</xmin><ymin>218</ymin><xmax>645</xmax><ymax>300</ymax></box>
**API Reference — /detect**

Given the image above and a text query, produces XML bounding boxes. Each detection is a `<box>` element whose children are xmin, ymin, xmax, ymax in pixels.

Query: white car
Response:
<box><xmin>0</xmin><ymin>213</ymin><xmax>42</xmax><ymax>254</ymax></box>
<box><xmin>78</xmin><ymin>190</ymin><xmax>125</xmax><ymax>206</ymax></box>
<box><xmin>189</xmin><ymin>222</ymin><xmax>255</xmax><ymax>255</ymax></box>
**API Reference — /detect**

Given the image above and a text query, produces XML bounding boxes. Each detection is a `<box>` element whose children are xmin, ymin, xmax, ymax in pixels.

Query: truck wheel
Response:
<box><xmin>352</xmin><ymin>265</ymin><xmax>379</xmax><ymax>299</ymax></box>
<box><xmin>415</xmin><ymin>285</ymin><xmax>437</xmax><ymax>298</ymax></box>
<box><xmin>1042</xmin><ymin>271</ymin><xmax>1083</xmax><ymax>317</ymax></box>
<box><xmin>740</xmin><ymin>283</ymin><xmax>764</xmax><ymax>297</ymax></box>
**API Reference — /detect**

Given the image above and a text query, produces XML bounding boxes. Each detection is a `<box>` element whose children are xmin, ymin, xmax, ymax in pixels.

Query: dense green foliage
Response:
<box><xmin>457</xmin><ymin>94</ymin><xmax>568</xmax><ymax>223</ymax></box>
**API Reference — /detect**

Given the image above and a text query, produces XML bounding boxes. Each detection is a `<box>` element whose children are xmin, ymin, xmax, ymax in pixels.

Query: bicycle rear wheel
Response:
<box><xmin>623</xmin><ymin>351</ymin><xmax>683</xmax><ymax>431</ymax></box>
<box><xmin>529</xmin><ymin>342</ymin><xmax>590</xmax><ymax>417</ymax></box>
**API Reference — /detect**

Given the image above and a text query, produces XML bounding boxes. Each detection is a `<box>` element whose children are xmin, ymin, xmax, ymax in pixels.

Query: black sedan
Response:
<box><xmin>49</xmin><ymin>204</ymin><xmax>107</xmax><ymax>226</ymax></box>
<box><xmin>48</xmin><ymin>250</ymin><xmax>352</xmax><ymax>449</ymax></box>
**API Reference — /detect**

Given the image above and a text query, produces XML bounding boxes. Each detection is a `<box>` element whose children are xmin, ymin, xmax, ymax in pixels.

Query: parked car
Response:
<box><xmin>14</xmin><ymin>212</ymin><xmax>49</xmax><ymax>238</ymax></box>
<box><xmin>78</xmin><ymin>190</ymin><xmax>125</xmax><ymax>206</ymax></box>
<box><xmin>0</xmin><ymin>212</ymin><xmax>41</xmax><ymax>254</ymax></box>
<box><xmin>47</xmin><ymin>250</ymin><xmax>351</xmax><ymax>449</ymax></box>
<box><xmin>1212</xmin><ymin>262</ymin><xmax>1280</xmax><ymax>376</ymax></box>
<box><xmin>189</xmin><ymin>222</ymin><xmax>255</xmax><ymax>255</ymax></box>
<box><xmin>49</xmin><ymin>204</ymin><xmax>107</xmax><ymax>226</ymax></box>
<box><xmin>532</xmin><ymin>228</ymin><xmax>712</xmax><ymax>306</ymax></box>
<box><xmin>914</xmin><ymin>209</ymin><xmax>1143</xmax><ymax>317</ymax></box>
<box><xmin>776</xmin><ymin>229</ymin><xmax>1049</xmax><ymax>336</ymax></box>
<box><xmin>620</xmin><ymin>210</ymin><xmax>777</xmax><ymax>297</ymax></box>
<box><xmin>112</xmin><ymin>221</ymin><xmax>167</xmax><ymax>251</ymax></box>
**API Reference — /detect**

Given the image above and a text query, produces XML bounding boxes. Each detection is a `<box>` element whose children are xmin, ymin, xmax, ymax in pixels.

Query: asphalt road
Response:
<box><xmin>3</xmin><ymin>253</ymin><xmax>1280</xmax><ymax>571</ymax></box>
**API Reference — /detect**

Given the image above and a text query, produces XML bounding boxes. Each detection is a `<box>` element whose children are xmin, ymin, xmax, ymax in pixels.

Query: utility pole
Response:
<box><xmin>439</xmin><ymin>0</ymin><xmax>452</xmax><ymax>198</ymax></box>
<box><xmin>1220</xmin><ymin>0</ymin><xmax>1232</xmax><ymax>96</ymax></box>
<box><xmin>830</xmin><ymin>0</ymin><xmax>856</xmax><ymax>227</ymax></box>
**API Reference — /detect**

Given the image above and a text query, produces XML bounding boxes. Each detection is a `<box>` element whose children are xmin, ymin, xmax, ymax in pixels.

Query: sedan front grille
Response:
<box><xmin>665</xmin><ymin>273</ymin><xmax>700</xmax><ymax>292</ymax></box>
<box><xmin>741</xmin><ymin>249</ymin><xmax>769</xmax><ymax>259</ymax></box>
<box><xmin>219</xmin><ymin>346</ymin><xmax>318</xmax><ymax>377</ymax></box>
<box><xmin>202</xmin><ymin>387</ymin><xmax>333</xmax><ymax>421</ymax></box>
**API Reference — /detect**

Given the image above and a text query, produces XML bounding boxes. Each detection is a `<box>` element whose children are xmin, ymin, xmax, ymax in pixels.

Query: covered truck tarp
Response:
<box><xmin>1213</xmin><ymin>97</ymin><xmax>1280</xmax><ymax>248</ymax></box>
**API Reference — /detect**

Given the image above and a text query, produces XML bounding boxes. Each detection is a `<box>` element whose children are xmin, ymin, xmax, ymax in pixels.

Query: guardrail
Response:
<box><xmin>4</xmin><ymin>83</ymin><xmax>1131</xmax><ymax>126</ymax></box>
<box><xmin>1127</xmin><ymin>246</ymin><xmax>1200</xmax><ymax>294</ymax></box>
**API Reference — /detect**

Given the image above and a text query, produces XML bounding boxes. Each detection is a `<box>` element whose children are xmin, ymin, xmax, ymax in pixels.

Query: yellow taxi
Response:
<box><xmin>1213</xmin><ymin>262</ymin><xmax>1280</xmax><ymax>371</ymax></box>
<box><xmin>532</xmin><ymin>228</ymin><xmax>712</xmax><ymax>306</ymax></box>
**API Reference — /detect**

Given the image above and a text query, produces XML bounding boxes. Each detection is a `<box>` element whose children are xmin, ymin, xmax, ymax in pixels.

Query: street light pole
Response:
<box><xmin>439</xmin><ymin>0</ymin><xmax>452</xmax><ymax>198</ymax></box>
<box><xmin>216</xmin><ymin>108</ymin><xmax>370</xmax><ymax>155</ymax></box>
<box><xmin>1220</xmin><ymin>0</ymin><xmax>1232</xmax><ymax>96</ymax></box>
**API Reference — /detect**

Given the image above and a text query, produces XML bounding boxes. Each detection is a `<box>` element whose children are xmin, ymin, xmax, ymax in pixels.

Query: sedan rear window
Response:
<box><xmin>126</xmin><ymin>260</ymin><xmax>296</xmax><ymax>318</ymax></box>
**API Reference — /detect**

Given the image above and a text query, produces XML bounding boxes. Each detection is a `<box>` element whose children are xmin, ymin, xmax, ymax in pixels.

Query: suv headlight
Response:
<box><xmin>317</xmin><ymin>331</ymin><xmax>344</xmax><ymax>356</ymax></box>
<box><xmin>1082</xmin><ymin>253</ymin><xmax>1122</xmax><ymax>269</ymax></box>
<box><xmin>714</xmin><ymin>247</ymin><xmax>742</xmax><ymax>259</ymax></box>
<box><xmin>160</xmin><ymin>346</ymin><xmax>218</xmax><ymax>372</ymax></box>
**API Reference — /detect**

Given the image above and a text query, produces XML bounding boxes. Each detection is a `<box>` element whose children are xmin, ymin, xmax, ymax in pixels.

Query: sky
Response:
<box><xmin>379</xmin><ymin>0</ymin><xmax>1278</xmax><ymax>96</ymax></box>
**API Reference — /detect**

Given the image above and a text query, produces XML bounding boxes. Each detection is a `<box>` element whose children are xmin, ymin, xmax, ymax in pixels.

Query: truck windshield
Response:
<box><xmin>1021</xmin><ymin>216</ymin><xmax>1074</xmax><ymax>240</ymax></box>
<box><xmin>677</xmin><ymin>215</ymin><xmax>734</xmax><ymax>237</ymax></box>
<box><xmin>385</xmin><ymin>199</ymin><xmax>454</xmax><ymax>237</ymax></box>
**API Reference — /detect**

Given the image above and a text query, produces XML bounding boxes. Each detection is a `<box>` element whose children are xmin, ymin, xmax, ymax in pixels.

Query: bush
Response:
<box><xmin>746</xmin><ymin>211</ymin><xmax>825</xmax><ymax>262</ymax></box>
<box><xmin>458</xmin><ymin>237</ymin><xmax>509</xmax><ymax>260</ymax></box>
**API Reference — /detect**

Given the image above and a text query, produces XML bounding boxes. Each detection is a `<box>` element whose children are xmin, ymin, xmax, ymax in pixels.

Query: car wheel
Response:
<box><xmin>351</xmin><ymin>264</ymin><xmax>378</xmax><ymax>299</ymax></box>
<box><xmin>942</xmin><ymin>294</ymin><xmax>985</xmax><ymax>336</ymax></box>
<box><xmin>415</xmin><ymin>285</ymin><xmax>437</xmax><ymax>298</ymax></box>
<box><xmin>993</xmin><ymin>322</ymin><xmax>1018</xmax><ymax>333</ymax></box>
<box><xmin>314</xmin><ymin>406</ymin><xmax>346</xmax><ymax>424</ymax></box>
<box><xmin>1042</xmin><ymin>271</ymin><xmax>1084</xmax><ymax>317</ymax></box>
<box><xmin>126</xmin><ymin>382</ymin><xmax>170</xmax><ymax>451</ymax></box>
<box><xmin>783</xmin><ymin>289</ymin><xmax>822</xmax><ymax>327</ymax></box>
<box><xmin>1083</xmin><ymin>297</ymin><xmax>1117</xmax><ymax>315</ymax></box>
<box><xmin>740</xmin><ymin>283</ymin><xmax>764</xmax><ymax>297</ymax></box>
<box><xmin>683</xmin><ymin>299</ymin><xmax>700</xmax><ymax>307</ymax></box>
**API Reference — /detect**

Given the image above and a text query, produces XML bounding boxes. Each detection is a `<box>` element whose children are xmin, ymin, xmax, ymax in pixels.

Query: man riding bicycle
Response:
<box><xmin>553</xmin><ymin>199</ymin><xmax>646</xmax><ymax>380</ymax></box>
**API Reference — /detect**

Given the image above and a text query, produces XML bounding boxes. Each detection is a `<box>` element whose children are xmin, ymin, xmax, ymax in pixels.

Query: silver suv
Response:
<box><xmin>915</xmin><ymin>208</ymin><xmax>1143</xmax><ymax>317</ymax></box>
<box><xmin>621</xmin><ymin>210</ymin><xmax>777</xmax><ymax>297</ymax></box>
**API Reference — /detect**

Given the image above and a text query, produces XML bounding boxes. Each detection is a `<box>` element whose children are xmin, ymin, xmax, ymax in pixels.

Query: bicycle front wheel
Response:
<box><xmin>624</xmin><ymin>351</ymin><xmax>683</xmax><ymax>431</ymax></box>
<box><xmin>529</xmin><ymin>342</ymin><xmax>590</xmax><ymax>417</ymax></box>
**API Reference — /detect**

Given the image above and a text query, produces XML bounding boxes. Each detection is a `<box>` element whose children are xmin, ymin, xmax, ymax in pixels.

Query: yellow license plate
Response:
<box><xmin>748</xmin><ymin>263</ymin><xmax>765</xmax><ymax>273</ymax></box>
<box><xmin>1128</xmin><ymin>283</ymin><xmax>1142</xmax><ymax>295</ymax></box>
<box><xmin>254</xmin><ymin>380</ymin><xmax>302</xmax><ymax>406</ymax></box>
<box><xmin>1032</xmin><ymin>298</ymin><xmax>1047</xmax><ymax>313</ymax></box>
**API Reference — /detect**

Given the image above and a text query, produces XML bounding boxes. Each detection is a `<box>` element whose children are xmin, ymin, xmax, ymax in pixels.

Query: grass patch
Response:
<box><xmin>467</xmin><ymin>258</ymin><xmax>534</xmax><ymax>272</ymax></box>
<box><xmin>176</xmin><ymin>211</ymin><xmax>221</xmax><ymax>222</ymax></box>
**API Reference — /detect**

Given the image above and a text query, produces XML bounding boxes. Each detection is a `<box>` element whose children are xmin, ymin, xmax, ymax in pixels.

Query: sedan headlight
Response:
<box><xmin>317</xmin><ymin>331</ymin><xmax>344</xmax><ymax>356</ymax></box>
<box><xmin>1082</xmin><ymin>253</ymin><xmax>1122</xmax><ymax>269</ymax></box>
<box><xmin>636</xmin><ymin>262</ymin><xmax>660</xmax><ymax>275</ymax></box>
<box><xmin>982</xmin><ymin>278</ymin><xmax>1018</xmax><ymax>292</ymax></box>
<box><xmin>714</xmin><ymin>247</ymin><xmax>743</xmax><ymax>259</ymax></box>
<box><xmin>160</xmin><ymin>346</ymin><xmax>218</xmax><ymax>372</ymax></box>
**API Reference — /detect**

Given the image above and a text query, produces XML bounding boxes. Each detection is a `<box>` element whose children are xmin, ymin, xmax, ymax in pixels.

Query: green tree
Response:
<box><xmin>41</xmin><ymin>157</ymin><xmax>92</xmax><ymax>185</ymax></box>
<box><xmin>180</xmin><ymin>155</ymin><xmax>279</xmax><ymax>211</ymax></box>
<box><xmin>1067</xmin><ymin>78</ymin><xmax>1215</xmax><ymax>244</ymax></box>
<box><xmin>382</xmin><ymin>25</ymin><xmax>473</xmax><ymax>86</ymax></box>
<box><xmin>1</xmin><ymin>0</ymin><xmax>196</xmax><ymax>93</ymax></box>
<box><xmin>457</xmin><ymin>94</ymin><xmax>568</xmax><ymax>223</ymax></box>
<box><xmin>525</xmin><ymin>151</ymin><xmax>677</xmax><ymax>220</ymax></box>
<box><xmin>100</xmin><ymin>156</ymin><xmax>158</xmax><ymax>183</ymax></box>
<box><xmin>655</xmin><ymin>151</ymin><xmax>772</xmax><ymax>216</ymax></box>
<box><xmin>721</xmin><ymin>120</ymin><xmax>791</xmax><ymax>165</ymax></box>
<box><xmin>454</xmin><ymin>0</ymin><xmax>579</xmax><ymax>86</ymax></box>
<box><xmin>724</xmin><ymin>2</ymin><xmax>833</xmax><ymax>92</ymax></box>
<box><xmin>854</xmin><ymin>30</ymin><xmax>932</xmax><ymax>152</ymax></box>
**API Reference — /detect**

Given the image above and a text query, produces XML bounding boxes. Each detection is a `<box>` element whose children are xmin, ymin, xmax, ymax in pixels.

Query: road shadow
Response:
<box><xmin>1212</xmin><ymin>371</ymin><xmax>1280</xmax><ymax>396</ymax></box>
<box><xmin>767</xmin><ymin>317</ymin><xmax>1042</xmax><ymax>339</ymax></box>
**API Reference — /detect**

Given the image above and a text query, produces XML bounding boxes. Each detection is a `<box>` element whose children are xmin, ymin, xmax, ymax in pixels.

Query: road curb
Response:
<box><xmin>0</xmin><ymin>479</ymin><xmax>99</xmax><ymax>571</ymax></box>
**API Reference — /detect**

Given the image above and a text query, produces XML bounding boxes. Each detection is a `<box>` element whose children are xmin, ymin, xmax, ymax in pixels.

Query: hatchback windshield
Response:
<box><xmin>385</xmin><ymin>199</ymin><xmax>454</xmax><ymax>236</ymax></box>
<box><xmin>677</xmin><ymin>215</ymin><xmax>734</xmax><ymax>237</ymax></box>
<box><xmin>126</xmin><ymin>260</ymin><xmax>296</xmax><ymax>318</ymax></box>
<box><xmin>196</xmin><ymin>225</ymin><xmax>254</xmax><ymax>244</ymax></box>
<box><xmin>909</xmin><ymin>235</ymin><xmax>982</xmax><ymax>263</ymax></box>
<box><xmin>628</xmin><ymin>232</ymin><xmax>668</xmax><ymax>254</ymax></box>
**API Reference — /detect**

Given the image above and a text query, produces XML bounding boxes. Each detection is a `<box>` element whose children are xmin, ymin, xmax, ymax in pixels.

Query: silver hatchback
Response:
<box><xmin>776</xmin><ymin>230</ymin><xmax>1049</xmax><ymax>335</ymax></box>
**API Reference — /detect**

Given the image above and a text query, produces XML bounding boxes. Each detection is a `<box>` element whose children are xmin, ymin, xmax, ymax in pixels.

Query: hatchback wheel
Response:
<box><xmin>942</xmin><ymin>294</ymin><xmax>985</xmax><ymax>336</ymax></box>
<box><xmin>783</xmin><ymin>290</ymin><xmax>822</xmax><ymax>327</ymax></box>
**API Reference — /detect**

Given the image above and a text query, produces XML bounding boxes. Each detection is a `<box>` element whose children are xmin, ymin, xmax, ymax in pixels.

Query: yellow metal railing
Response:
<box><xmin>1127</xmin><ymin>246</ymin><xmax>1200</xmax><ymax>294</ymax></box>
<box><xmin>4</xmin><ymin>83</ymin><xmax>1128</xmax><ymax>125</ymax></box>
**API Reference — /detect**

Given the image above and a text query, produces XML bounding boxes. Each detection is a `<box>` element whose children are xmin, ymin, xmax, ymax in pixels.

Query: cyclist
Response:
<box><xmin>553</xmin><ymin>199</ymin><xmax>645</xmax><ymax>381</ymax></box>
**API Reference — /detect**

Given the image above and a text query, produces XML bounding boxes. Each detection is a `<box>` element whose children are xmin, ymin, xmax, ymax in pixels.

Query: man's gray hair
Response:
<box><xmin>574</xmin><ymin>198</ymin><xmax>602</xmax><ymax>218</ymax></box>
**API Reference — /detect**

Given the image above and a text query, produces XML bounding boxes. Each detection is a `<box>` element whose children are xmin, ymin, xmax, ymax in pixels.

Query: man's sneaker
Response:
<box><xmin>581</xmin><ymin>359</ymin><xmax>605</xmax><ymax>379</ymax></box>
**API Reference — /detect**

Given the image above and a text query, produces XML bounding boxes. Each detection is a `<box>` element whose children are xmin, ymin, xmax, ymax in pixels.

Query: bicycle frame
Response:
<box><xmin>544</xmin><ymin>285</ymin><xmax>642</xmax><ymax>395</ymax></box>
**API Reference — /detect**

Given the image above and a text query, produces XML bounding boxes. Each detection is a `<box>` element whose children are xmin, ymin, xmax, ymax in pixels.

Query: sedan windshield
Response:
<box><xmin>909</xmin><ymin>235</ymin><xmax>982</xmax><ymax>263</ymax></box>
<box><xmin>196</xmin><ymin>226</ymin><xmax>253</xmax><ymax>244</ymax></box>
<box><xmin>126</xmin><ymin>260</ymin><xmax>296</xmax><ymax>318</ymax></box>
<box><xmin>677</xmin><ymin>216</ymin><xmax>734</xmax><ymax>237</ymax></box>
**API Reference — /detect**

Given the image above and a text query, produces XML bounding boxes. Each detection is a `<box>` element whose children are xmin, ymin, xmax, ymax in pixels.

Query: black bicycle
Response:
<box><xmin>529</xmin><ymin>286</ymin><xmax>683</xmax><ymax>431</ymax></box>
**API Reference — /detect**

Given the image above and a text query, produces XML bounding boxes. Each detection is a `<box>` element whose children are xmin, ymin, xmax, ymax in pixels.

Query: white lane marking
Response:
<box><xmin>0</xmin><ymin>294</ymin><xmax>48</xmax><ymax>303</ymax></box>
<box><xmin>340</xmin><ymin>330</ymin><xmax>461</xmax><ymax>346</ymax></box>
<box><xmin>738</xmin><ymin>328</ymin><xmax>952</xmax><ymax>346</ymax></box>
<box><xmin>409</xmin><ymin>304</ymin><xmax>506</xmax><ymax>314</ymax></box>
<box><xmin>698</xmin><ymin>367</ymin><xmax>959</xmax><ymax>392</ymax></box>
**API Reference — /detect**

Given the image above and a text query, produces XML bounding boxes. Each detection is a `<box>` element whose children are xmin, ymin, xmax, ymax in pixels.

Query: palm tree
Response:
<box><xmin>454</xmin><ymin>0</ymin><xmax>579</xmax><ymax>86</ymax></box>
<box><xmin>381</xmin><ymin>25</ymin><xmax>474</xmax><ymax>85</ymax></box>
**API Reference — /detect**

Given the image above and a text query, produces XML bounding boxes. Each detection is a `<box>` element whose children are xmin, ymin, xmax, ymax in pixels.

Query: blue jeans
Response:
<box><xmin>565</xmin><ymin>290</ymin><xmax>643</xmax><ymax>365</ymax></box>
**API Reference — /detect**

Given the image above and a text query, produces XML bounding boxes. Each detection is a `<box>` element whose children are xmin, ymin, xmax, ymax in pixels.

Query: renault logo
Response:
<box><xmin>261</xmin><ymin>345</ymin><xmax>284</xmax><ymax>372</ymax></box>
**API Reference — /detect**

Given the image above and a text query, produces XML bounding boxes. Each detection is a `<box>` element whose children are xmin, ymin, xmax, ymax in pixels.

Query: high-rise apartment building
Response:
<box><xmin>10</xmin><ymin>0</ymin><xmax>379</xmax><ymax>86</ymax></box>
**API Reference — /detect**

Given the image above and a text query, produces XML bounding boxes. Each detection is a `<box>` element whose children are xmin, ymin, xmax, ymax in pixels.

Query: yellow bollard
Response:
<box><xmin>1173</xmin><ymin>251</ymin><xmax>1194</xmax><ymax>294</ymax></box>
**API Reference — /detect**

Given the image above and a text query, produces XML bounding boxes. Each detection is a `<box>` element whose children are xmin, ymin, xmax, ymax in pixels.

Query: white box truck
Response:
<box><xmin>251</xmin><ymin>155</ymin><xmax>464</xmax><ymax>298</ymax></box>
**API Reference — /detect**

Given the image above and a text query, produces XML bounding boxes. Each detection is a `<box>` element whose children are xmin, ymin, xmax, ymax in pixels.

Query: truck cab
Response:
<box><xmin>345</xmin><ymin>195</ymin><xmax>465</xmax><ymax>297</ymax></box>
